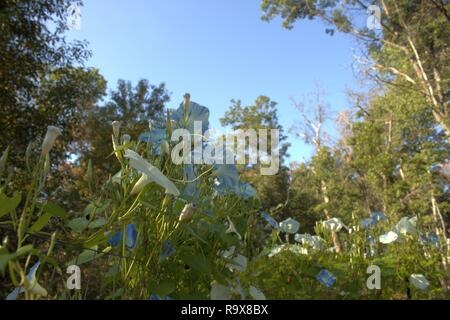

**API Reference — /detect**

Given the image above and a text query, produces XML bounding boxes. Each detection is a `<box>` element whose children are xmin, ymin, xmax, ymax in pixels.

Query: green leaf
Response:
<box><xmin>88</xmin><ymin>218</ymin><xmax>107</xmax><ymax>229</ymax></box>
<box><xmin>15</xmin><ymin>244</ymin><xmax>33</xmax><ymax>256</ymax></box>
<box><xmin>42</xmin><ymin>202</ymin><xmax>67</xmax><ymax>219</ymax></box>
<box><xmin>30</xmin><ymin>212</ymin><xmax>52</xmax><ymax>232</ymax></box>
<box><xmin>68</xmin><ymin>217</ymin><xmax>89</xmax><ymax>233</ymax></box>
<box><xmin>68</xmin><ymin>246</ymin><xmax>100</xmax><ymax>266</ymax></box>
<box><xmin>181</xmin><ymin>253</ymin><xmax>212</xmax><ymax>274</ymax></box>
<box><xmin>0</xmin><ymin>244</ymin><xmax>33</xmax><ymax>274</ymax></box>
<box><xmin>84</xmin><ymin>200</ymin><xmax>111</xmax><ymax>218</ymax></box>
<box><xmin>84</xmin><ymin>231</ymin><xmax>108</xmax><ymax>248</ymax></box>
<box><xmin>0</xmin><ymin>251</ymin><xmax>14</xmax><ymax>274</ymax></box>
<box><xmin>0</xmin><ymin>192</ymin><xmax>22</xmax><ymax>219</ymax></box>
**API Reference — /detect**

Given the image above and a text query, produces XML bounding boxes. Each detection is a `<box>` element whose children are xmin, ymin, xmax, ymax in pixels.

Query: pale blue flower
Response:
<box><xmin>410</xmin><ymin>274</ymin><xmax>430</xmax><ymax>291</ymax></box>
<box><xmin>279</xmin><ymin>218</ymin><xmax>300</xmax><ymax>234</ymax></box>
<box><xmin>6</xmin><ymin>261</ymin><xmax>47</xmax><ymax>300</ymax></box>
<box><xmin>419</xmin><ymin>233</ymin><xmax>439</xmax><ymax>248</ymax></box>
<box><xmin>393</xmin><ymin>216</ymin><xmax>418</xmax><ymax>235</ymax></box>
<box><xmin>260</xmin><ymin>212</ymin><xmax>279</xmax><ymax>229</ymax></box>
<box><xmin>322</xmin><ymin>218</ymin><xmax>347</xmax><ymax>232</ymax></box>
<box><xmin>171</xmin><ymin>100</ymin><xmax>210</xmax><ymax>133</ymax></box>
<box><xmin>316</xmin><ymin>269</ymin><xmax>336</xmax><ymax>288</ymax></box>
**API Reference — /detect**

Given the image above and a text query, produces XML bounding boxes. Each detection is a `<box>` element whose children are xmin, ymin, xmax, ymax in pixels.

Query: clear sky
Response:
<box><xmin>68</xmin><ymin>0</ymin><xmax>360</xmax><ymax>164</ymax></box>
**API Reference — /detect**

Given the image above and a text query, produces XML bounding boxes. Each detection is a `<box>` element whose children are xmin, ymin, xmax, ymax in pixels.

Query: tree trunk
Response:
<box><xmin>431</xmin><ymin>193</ymin><xmax>449</xmax><ymax>292</ymax></box>
<box><xmin>321</xmin><ymin>180</ymin><xmax>342</xmax><ymax>253</ymax></box>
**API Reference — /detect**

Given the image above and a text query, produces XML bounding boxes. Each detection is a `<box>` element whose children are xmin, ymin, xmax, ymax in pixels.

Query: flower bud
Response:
<box><xmin>183</xmin><ymin>93</ymin><xmax>191</xmax><ymax>116</ymax></box>
<box><xmin>112</xmin><ymin>121</ymin><xmax>121</xmax><ymax>138</ymax></box>
<box><xmin>166</xmin><ymin>109</ymin><xmax>172</xmax><ymax>138</ymax></box>
<box><xmin>43</xmin><ymin>154</ymin><xmax>50</xmax><ymax>175</ymax></box>
<box><xmin>161</xmin><ymin>140</ymin><xmax>170</xmax><ymax>156</ymax></box>
<box><xmin>179</xmin><ymin>203</ymin><xmax>196</xmax><ymax>222</ymax></box>
<box><xmin>131</xmin><ymin>173</ymin><xmax>151</xmax><ymax>195</ymax></box>
<box><xmin>122</xmin><ymin>134</ymin><xmax>131</xmax><ymax>144</ymax></box>
<box><xmin>41</xmin><ymin>126</ymin><xmax>61</xmax><ymax>157</ymax></box>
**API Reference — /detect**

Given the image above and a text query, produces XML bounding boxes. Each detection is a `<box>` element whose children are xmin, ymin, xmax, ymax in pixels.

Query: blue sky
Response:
<box><xmin>68</xmin><ymin>0</ymin><xmax>360</xmax><ymax>164</ymax></box>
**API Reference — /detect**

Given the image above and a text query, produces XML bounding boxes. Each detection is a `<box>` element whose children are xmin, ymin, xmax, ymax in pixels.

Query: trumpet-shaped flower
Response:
<box><xmin>6</xmin><ymin>261</ymin><xmax>48</xmax><ymax>300</ymax></box>
<box><xmin>125</xmin><ymin>149</ymin><xmax>180</xmax><ymax>196</ymax></box>
<box><xmin>295</xmin><ymin>234</ymin><xmax>323</xmax><ymax>250</ymax></box>
<box><xmin>41</xmin><ymin>126</ymin><xmax>61</xmax><ymax>157</ymax></box>
<box><xmin>279</xmin><ymin>218</ymin><xmax>300</xmax><ymax>234</ymax></box>
<box><xmin>322</xmin><ymin>217</ymin><xmax>347</xmax><ymax>232</ymax></box>
<box><xmin>394</xmin><ymin>216</ymin><xmax>418</xmax><ymax>235</ymax></box>
<box><xmin>379</xmin><ymin>231</ymin><xmax>399</xmax><ymax>244</ymax></box>
<box><xmin>260</xmin><ymin>212</ymin><xmax>279</xmax><ymax>229</ymax></box>
<box><xmin>130</xmin><ymin>173</ymin><xmax>151</xmax><ymax>195</ymax></box>
<box><xmin>122</xmin><ymin>134</ymin><xmax>131</xmax><ymax>144</ymax></box>
<box><xmin>228</xmin><ymin>254</ymin><xmax>247</xmax><ymax>273</ymax></box>
<box><xmin>108</xmin><ymin>224</ymin><xmax>138</xmax><ymax>249</ymax></box>
<box><xmin>226</xmin><ymin>217</ymin><xmax>242</xmax><ymax>240</ymax></box>
<box><xmin>410</xmin><ymin>274</ymin><xmax>430</xmax><ymax>291</ymax></box>
<box><xmin>249</xmin><ymin>286</ymin><xmax>266</xmax><ymax>300</ymax></box>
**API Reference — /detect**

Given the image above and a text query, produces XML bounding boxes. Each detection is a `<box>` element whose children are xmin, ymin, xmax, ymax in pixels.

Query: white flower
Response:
<box><xmin>249</xmin><ymin>286</ymin><xmax>266</xmax><ymax>300</ymax></box>
<box><xmin>112</xmin><ymin>121</ymin><xmax>121</xmax><ymax>137</ymax></box>
<box><xmin>125</xmin><ymin>149</ymin><xmax>180</xmax><ymax>196</ymax></box>
<box><xmin>322</xmin><ymin>218</ymin><xmax>347</xmax><ymax>232</ymax></box>
<box><xmin>226</xmin><ymin>217</ymin><xmax>242</xmax><ymax>240</ymax></box>
<box><xmin>6</xmin><ymin>261</ymin><xmax>48</xmax><ymax>300</ymax></box>
<box><xmin>210</xmin><ymin>282</ymin><xmax>231</xmax><ymax>300</ymax></box>
<box><xmin>289</xmin><ymin>244</ymin><xmax>309</xmax><ymax>255</ymax></box>
<box><xmin>279</xmin><ymin>218</ymin><xmax>300</xmax><ymax>234</ymax></box>
<box><xmin>41</xmin><ymin>126</ymin><xmax>61</xmax><ymax>157</ymax></box>
<box><xmin>410</xmin><ymin>274</ymin><xmax>430</xmax><ymax>291</ymax></box>
<box><xmin>394</xmin><ymin>216</ymin><xmax>418</xmax><ymax>235</ymax></box>
<box><xmin>379</xmin><ymin>231</ymin><xmax>399</xmax><ymax>244</ymax></box>
<box><xmin>294</xmin><ymin>233</ymin><xmax>323</xmax><ymax>250</ymax></box>
<box><xmin>268</xmin><ymin>244</ymin><xmax>287</xmax><ymax>258</ymax></box>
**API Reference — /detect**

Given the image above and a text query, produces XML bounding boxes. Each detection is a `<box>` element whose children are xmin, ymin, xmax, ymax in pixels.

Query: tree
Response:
<box><xmin>290</xmin><ymin>87</ymin><xmax>344</xmax><ymax>252</ymax></box>
<box><xmin>260</xmin><ymin>0</ymin><xmax>450</xmax><ymax>138</ymax></box>
<box><xmin>82</xmin><ymin>79</ymin><xmax>171</xmax><ymax>176</ymax></box>
<box><xmin>220</xmin><ymin>96</ymin><xmax>291</xmax><ymax>213</ymax></box>
<box><xmin>0</xmin><ymin>0</ymin><xmax>97</xmax><ymax>168</ymax></box>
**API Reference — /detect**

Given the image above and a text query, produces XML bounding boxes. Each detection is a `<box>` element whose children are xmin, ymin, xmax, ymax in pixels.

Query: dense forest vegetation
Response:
<box><xmin>0</xmin><ymin>0</ymin><xmax>449</xmax><ymax>300</ymax></box>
